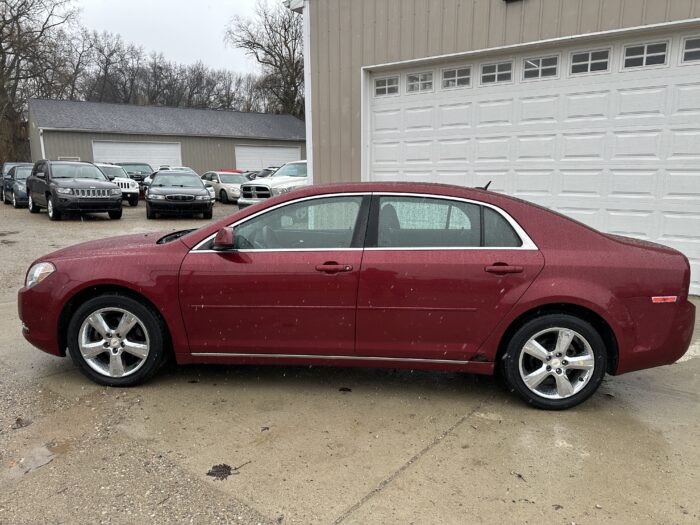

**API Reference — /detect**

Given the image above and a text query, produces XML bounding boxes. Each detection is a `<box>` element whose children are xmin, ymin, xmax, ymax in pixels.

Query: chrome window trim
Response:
<box><xmin>190</xmin><ymin>190</ymin><xmax>538</xmax><ymax>253</ymax></box>
<box><xmin>371</xmin><ymin>192</ymin><xmax>538</xmax><ymax>251</ymax></box>
<box><xmin>190</xmin><ymin>352</ymin><xmax>474</xmax><ymax>365</ymax></box>
<box><xmin>191</xmin><ymin>192</ymin><xmax>372</xmax><ymax>252</ymax></box>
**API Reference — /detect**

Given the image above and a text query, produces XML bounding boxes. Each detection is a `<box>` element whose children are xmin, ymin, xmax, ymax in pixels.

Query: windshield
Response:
<box><xmin>272</xmin><ymin>163</ymin><xmax>306</xmax><ymax>178</ymax></box>
<box><xmin>52</xmin><ymin>164</ymin><xmax>108</xmax><ymax>180</ymax></box>
<box><xmin>14</xmin><ymin>167</ymin><xmax>31</xmax><ymax>180</ymax></box>
<box><xmin>152</xmin><ymin>173</ymin><xmax>203</xmax><ymax>188</ymax></box>
<box><xmin>99</xmin><ymin>166</ymin><xmax>127</xmax><ymax>179</ymax></box>
<box><xmin>118</xmin><ymin>163</ymin><xmax>152</xmax><ymax>174</ymax></box>
<box><xmin>219</xmin><ymin>174</ymin><xmax>248</xmax><ymax>184</ymax></box>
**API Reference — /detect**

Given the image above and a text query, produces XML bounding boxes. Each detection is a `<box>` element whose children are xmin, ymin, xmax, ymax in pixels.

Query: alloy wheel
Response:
<box><xmin>518</xmin><ymin>327</ymin><xmax>595</xmax><ymax>400</ymax></box>
<box><xmin>47</xmin><ymin>198</ymin><xmax>54</xmax><ymax>218</ymax></box>
<box><xmin>78</xmin><ymin>307</ymin><xmax>150</xmax><ymax>378</ymax></box>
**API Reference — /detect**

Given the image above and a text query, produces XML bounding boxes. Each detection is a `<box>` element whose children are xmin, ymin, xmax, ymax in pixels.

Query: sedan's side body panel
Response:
<box><xmin>178</xmin><ymin>250</ymin><xmax>363</xmax><ymax>356</ymax></box>
<box><xmin>355</xmin><ymin>249</ymin><xmax>544</xmax><ymax>361</ymax></box>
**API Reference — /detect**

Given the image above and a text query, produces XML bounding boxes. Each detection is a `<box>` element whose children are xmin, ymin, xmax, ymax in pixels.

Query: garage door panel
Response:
<box><xmin>234</xmin><ymin>146</ymin><xmax>300</xmax><ymax>171</ymax></box>
<box><xmin>92</xmin><ymin>141</ymin><xmax>181</xmax><ymax>168</ymax></box>
<box><xmin>369</xmin><ymin>30</ymin><xmax>700</xmax><ymax>294</ymax></box>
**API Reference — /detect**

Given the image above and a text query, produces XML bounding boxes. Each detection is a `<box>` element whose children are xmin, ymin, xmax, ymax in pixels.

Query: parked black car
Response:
<box><xmin>145</xmin><ymin>171</ymin><xmax>213</xmax><ymax>219</ymax></box>
<box><xmin>1</xmin><ymin>162</ymin><xmax>32</xmax><ymax>202</ymax></box>
<box><xmin>26</xmin><ymin>160</ymin><xmax>123</xmax><ymax>221</ymax></box>
<box><xmin>3</xmin><ymin>165</ymin><xmax>32</xmax><ymax>208</ymax></box>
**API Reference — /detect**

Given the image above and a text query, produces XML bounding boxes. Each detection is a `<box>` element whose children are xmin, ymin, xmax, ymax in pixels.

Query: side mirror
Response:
<box><xmin>212</xmin><ymin>227</ymin><xmax>236</xmax><ymax>251</ymax></box>
<box><xmin>108</xmin><ymin>175</ymin><xmax>115</xmax><ymax>181</ymax></box>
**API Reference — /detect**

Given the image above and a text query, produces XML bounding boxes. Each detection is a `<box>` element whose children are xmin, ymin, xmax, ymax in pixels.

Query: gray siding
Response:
<box><xmin>309</xmin><ymin>0</ymin><xmax>700</xmax><ymax>184</ymax></box>
<box><xmin>34</xmin><ymin>130</ymin><xmax>305</xmax><ymax>174</ymax></box>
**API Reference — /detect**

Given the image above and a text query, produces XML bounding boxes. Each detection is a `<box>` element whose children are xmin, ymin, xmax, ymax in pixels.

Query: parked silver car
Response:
<box><xmin>201</xmin><ymin>171</ymin><xmax>251</xmax><ymax>204</ymax></box>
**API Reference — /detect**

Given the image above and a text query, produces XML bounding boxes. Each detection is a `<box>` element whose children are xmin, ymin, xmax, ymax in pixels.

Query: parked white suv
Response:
<box><xmin>94</xmin><ymin>163</ymin><xmax>140</xmax><ymax>206</ymax></box>
<box><xmin>237</xmin><ymin>161</ymin><xmax>308</xmax><ymax>208</ymax></box>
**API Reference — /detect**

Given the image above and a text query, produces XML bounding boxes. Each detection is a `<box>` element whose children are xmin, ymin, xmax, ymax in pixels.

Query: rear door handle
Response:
<box><xmin>315</xmin><ymin>263</ymin><xmax>353</xmax><ymax>274</ymax></box>
<box><xmin>484</xmin><ymin>264</ymin><xmax>524</xmax><ymax>274</ymax></box>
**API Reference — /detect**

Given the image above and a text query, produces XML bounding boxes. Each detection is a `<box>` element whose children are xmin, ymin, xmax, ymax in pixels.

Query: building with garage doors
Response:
<box><xmin>27</xmin><ymin>99</ymin><xmax>305</xmax><ymax>173</ymax></box>
<box><xmin>289</xmin><ymin>0</ymin><xmax>700</xmax><ymax>295</ymax></box>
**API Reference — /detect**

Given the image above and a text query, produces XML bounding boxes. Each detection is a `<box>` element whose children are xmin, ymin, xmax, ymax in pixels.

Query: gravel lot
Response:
<box><xmin>0</xmin><ymin>201</ymin><xmax>698</xmax><ymax>524</ymax></box>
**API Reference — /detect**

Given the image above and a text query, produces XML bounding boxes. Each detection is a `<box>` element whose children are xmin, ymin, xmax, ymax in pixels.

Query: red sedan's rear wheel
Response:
<box><xmin>501</xmin><ymin>314</ymin><xmax>607</xmax><ymax>410</ymax></box>
<box><xmin>67</xmin><ymin>294</ymin><xmax>168</xmax><ymax>386</ymax></box>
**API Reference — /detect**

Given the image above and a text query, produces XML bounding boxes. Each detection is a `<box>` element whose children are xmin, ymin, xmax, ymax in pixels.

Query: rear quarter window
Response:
<box><xmin>484</xmin><ymin>207</ymin><xmax>522</xmax><ymax>247</ymax></box>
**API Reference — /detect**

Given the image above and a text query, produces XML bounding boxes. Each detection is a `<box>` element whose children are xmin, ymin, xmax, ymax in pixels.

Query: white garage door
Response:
<box><xmin>235</xmin><ymin>145</ymin><xmax>301</xmax><ymax>171</ymax></box>
<box><xmin>368</xmin><ymin>30</ymin><xmax>700</xmax><ymax>295</ymax></box>
<box><xmin>92</xmin><ymin>141</ymin><xmax>182</xmax><ymax>169</ymax></box>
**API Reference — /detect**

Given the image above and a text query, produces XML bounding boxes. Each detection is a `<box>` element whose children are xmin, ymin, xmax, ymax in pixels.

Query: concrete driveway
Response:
<box><xmin>0</xmin><ymin>202</ymin><xmax>698</xmax><ymax>524</ymax></box>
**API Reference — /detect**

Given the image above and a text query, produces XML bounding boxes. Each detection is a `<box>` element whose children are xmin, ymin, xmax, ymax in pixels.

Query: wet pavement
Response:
<box><xmin>0</xmin><ymin>202</ymin><xmax>698</xmax><ymax>524</ymax></box>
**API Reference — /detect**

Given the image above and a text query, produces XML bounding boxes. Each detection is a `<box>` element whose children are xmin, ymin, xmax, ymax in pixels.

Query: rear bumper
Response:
<box><xmin>616</xmin><ymin>297</ymin><xmax>696</xmax><ymax>374</ymax></box>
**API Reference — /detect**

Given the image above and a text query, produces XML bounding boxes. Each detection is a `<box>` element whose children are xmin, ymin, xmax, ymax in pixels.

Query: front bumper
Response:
<box><xmin>18</xmin><ymin>281</ymin><xmax>63</xmax><ymax>357</ymax></box>
<box><xmin>12</xmin><ymin>190</ymin><xmax>28</xmax><ymax>203</ymax></box>
<box><xmin>54</xmin><ymin>196</ymin><xmax>122</xmax><ymax>213</ymax></box>
<box><xmin>147</xmin><ymin>200</ymin><xmax>213</xmax><ymax>214</ymax></box>
<box><xmin>237</xmin><ymin>197</ymin><xmax>266</xmax><ymax>208</ymax></box>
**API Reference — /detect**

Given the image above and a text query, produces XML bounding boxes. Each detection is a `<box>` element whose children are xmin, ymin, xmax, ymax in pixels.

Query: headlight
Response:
<box><xmin>148</xmin><ymin>194</ymin><xmax>165</xmax><ymax>200</ymax></box>
<box><xmin>130</xmin><ymin>181</ymin><xmax>137</xmax><ymax>188</ymax></box>
<box><xmin>229</xmin><ymin>187</ymin><xmax>240</xmax><ymax>195</ymax></box>
<box><xmin>17</xmin><ymin>183</ymin><xmax>26</xmax><ymax>191</ymax></box>
<box><xmin>195</xmin><ymin>195</ymin><xmax>210</xmax><ymax>200</ymax></box>
<box><xmin>272</xmin><ymin>187</ymin><xmax>291</xmax><ymax>196</ymax></box>
<box><xmin>55</xmin><ymin>187</ymin><xmax>72</xmax><ymax>195</ymax></box>
<box><xmin>26</xmin><ymin>262</ymin><xmax>55</xmax><ymax>289</ymax></box>
<box><xmin>109</xmin><ymin>188</ymin><xmax>122</xmax><ymax>195</ymax></box>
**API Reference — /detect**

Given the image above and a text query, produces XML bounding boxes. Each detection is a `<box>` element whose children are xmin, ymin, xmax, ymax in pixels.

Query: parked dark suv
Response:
<box><xmin>26</xmin><ymin>160</ymin><xmax>123</xmax><ymax>220</ymax></box>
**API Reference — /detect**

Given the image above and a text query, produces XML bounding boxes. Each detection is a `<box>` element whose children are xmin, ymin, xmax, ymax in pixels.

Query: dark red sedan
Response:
<box><xmin>18</xmin><ymin>183</ymin><xmax>695</xmax><ymax>409</ymax></box>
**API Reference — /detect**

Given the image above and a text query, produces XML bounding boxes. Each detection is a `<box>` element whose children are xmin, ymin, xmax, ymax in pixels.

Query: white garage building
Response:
<box><xmin>296</xmin><ymin>0</ymin><xmax>700</xmax><ymax>294</ymax></box>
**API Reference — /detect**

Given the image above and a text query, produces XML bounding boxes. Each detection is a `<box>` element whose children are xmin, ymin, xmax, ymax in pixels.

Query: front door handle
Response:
<box><xmin>484</xmin><ymin>264</ymin><xmax>524</xmax><ymax>274</ymax></box>
<box><xmin>315</xmin><ymin>262</ymin><xmax>353</xmax><ymax>274</ymax></box>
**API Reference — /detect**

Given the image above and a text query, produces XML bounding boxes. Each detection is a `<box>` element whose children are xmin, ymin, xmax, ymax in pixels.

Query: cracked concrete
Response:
<box><xmin>1</xmin><ymin>203</ymin><xmax>698</xmax><ymax>524</ymax></box>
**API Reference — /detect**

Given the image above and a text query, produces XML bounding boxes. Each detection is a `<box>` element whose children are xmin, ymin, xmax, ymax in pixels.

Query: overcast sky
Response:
<box><xmin>78</xmin><ymin>0</ymin><xmax>261</xmax><ymax>72</ymax></box>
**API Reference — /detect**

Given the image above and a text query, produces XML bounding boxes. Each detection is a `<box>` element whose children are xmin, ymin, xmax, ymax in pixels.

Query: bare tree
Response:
<box><xmin>0</xmin><ymin>0</ymin><xmax>75</xmax><ymax>160</ymax></box>
<box><xmin>225</xmin><ymin>0</ymin><xmax>304</xmax><ymax>118</ymax></box>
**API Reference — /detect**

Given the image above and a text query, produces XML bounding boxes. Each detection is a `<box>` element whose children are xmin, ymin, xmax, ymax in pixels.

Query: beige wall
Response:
<box><xmin>33</xmin><ymin>130</ymin><xmax>305</xmax><ymax>174</ymax></box>
<box><xmin>309</xmin><ymin>0</ymin><xmax>700</xmax><ymax>184</ymax></box>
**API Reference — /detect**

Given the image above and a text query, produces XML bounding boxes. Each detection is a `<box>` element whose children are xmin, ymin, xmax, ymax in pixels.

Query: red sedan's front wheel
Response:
<box><xmin>67</xmin><ymin>294</ymin><xmax>168</xmax><ymax>386</ymax></box>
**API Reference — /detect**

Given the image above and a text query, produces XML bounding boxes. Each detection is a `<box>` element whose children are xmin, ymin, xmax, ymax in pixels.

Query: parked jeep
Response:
<box><xmin>95</xmin><ymin>163</ymin><xmax>140</xmax><ymax>206</ymax></box>
<box><xmin>26</xmin><ymin>160</ymin><xmax>123</xmax><ymax>221</ymax></box>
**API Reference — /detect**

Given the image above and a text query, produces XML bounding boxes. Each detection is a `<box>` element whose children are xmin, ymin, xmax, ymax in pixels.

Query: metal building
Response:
<box><xmin>28</xmin><ymin>99</ymin><xmax>306</xmax><ymax>173</ymax></box>
<box><xmin>293</xmin><ymin>0</ymin><xmax>700</xmax><ymax>294</ymax></box>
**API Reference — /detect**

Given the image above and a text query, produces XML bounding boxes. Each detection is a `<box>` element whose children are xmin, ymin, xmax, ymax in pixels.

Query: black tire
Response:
<box><xmin>203</xmin><ymin>208</ymin><xmax>213</xmax><ymax>220</ymax></box>
<box><xmin>47</xmin><ymin>195</ymin><xmax>62</xmax><ymax>221</ymax></box>
<box><xmin>146</xmin><ymin>203</ymin><xmax>155</xmax><ymax>219</ymax></box>
<box><xmin>28</xmin><ymin>194</ymin><xmax>40</xmax><ymax>213</ymax></box>
<box><xmin>219</xmin><ymin>190</ymin><xmax>228</xmax><ymax>204</ymax></box>
<box><xmin>67</xmin><ymin>294</ymin><xmax>168</xmax><ymax>387</ymax></box>
<box><xmin>108</xmin><ymin>209</ymin><xmax>123</xmax><ymax>220</ymax></box>
<box><xmin>501</xmin><ymin>314</ymin><xmax>607</xmax><ymax>410</ymax></box>
<box><xmin>129</xmin><ymin>195</ymin><xmax>139</xmax><ymax>207</ymax></box>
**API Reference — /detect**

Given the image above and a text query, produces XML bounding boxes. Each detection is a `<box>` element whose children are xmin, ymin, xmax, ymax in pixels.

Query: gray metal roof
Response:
<box><xmin>29</xmin><ymin>99</ymin><xmax>305</xmax><ymax>142</ymax></box>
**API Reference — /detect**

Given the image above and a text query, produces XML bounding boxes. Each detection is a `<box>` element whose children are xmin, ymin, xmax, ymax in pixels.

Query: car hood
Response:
<box><xmin>39</xmin><ymin>232</ymin><xmax>168</xmax><ymax>262</ymax></box>
<box><xmin>148</xmin><ymin>186</ymin><xmax>209</xmax><ymax>196</ymax></box>
<box><xmin>52</xmin><ymin>178</ymin><xmax>117</xmax><ymax>189</ymax></box>
<box><xmin>244</xmin><ymin>176</ymin><xmax>309</xmax><ymax>189</ymax></box>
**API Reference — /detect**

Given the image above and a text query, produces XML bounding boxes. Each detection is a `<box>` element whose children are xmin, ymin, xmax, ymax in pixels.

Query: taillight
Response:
<box><xmin>651</xmin><ymin>296</ymin><xmax>677</xmax><ymax>304</ymax></box>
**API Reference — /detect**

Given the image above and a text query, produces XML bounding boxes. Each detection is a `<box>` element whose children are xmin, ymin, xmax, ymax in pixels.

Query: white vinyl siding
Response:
<box><xmin>367</xmin><ymin>30</ymin><xmax>700</xmax><ymax>294</ymax></box>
